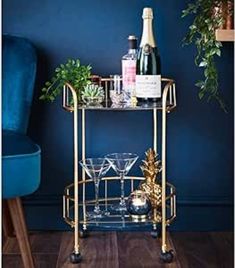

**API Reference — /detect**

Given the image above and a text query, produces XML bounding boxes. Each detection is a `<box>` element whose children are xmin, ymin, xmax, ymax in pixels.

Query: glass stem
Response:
<box><xmin>94</xmin><ymin>180</ymin><xmax>100</xmax><ymax>213</ymax></box>
<box><xmin>120</xmin><ymin>173</ymin><xmax>125</xmax><ymax>206</ymax></box>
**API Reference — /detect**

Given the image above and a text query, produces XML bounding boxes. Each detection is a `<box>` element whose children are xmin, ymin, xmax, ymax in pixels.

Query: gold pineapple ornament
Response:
<box><xmin>139</xmin><ymin>148</ymin><xmax>162</xmax><ymax>222</ymax></box>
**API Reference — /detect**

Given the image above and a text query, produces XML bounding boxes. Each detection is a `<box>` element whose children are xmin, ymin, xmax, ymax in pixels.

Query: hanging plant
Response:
<box><xmin>182</xmin><ymin>0</ymin><xmax>231</xmax><ymax>112</ymax></box>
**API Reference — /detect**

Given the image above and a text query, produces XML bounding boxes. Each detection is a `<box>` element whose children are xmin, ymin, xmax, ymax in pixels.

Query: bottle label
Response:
<box><xmin>122</xmin><ymin>60</ymin><xmax>136</xmax><ymax>89</ymax></box>
<box><xmin>135</xmin><ymin>75</ymin><xmax>161</xmax><ymax>98</ymax></box>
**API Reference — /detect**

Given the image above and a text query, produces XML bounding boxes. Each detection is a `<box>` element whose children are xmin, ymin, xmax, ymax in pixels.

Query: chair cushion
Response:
<box><xmin>2</xmin><ymin>130</ymin><xmax>41</xmax><ymax>199</ymax></box>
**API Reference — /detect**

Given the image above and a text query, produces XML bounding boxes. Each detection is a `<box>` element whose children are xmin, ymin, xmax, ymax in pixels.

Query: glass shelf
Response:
<box><xmin>78</xmin><ymin>201</ymin><xmax>155</xmax><ymax>230</ymax></box>
<box><xmin>64</xmin><ymin>99</ymin><xmax>175</xmax><ymax>111</ymax></box>
<box><xmin>63</xmin><ymin>178</ymin><xmax>176</xmax><ymax>230</ymax></box>
<box><xmin>81</xmin><ymin>100</ymin><xmax>174</xmax><ymax>110</ymax></box>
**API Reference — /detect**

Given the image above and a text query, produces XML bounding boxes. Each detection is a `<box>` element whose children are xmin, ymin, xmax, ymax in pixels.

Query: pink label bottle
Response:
<box><xmin>122</xmin><ymin>35</ymin><xmax>138</xmax><ymax>102</ymax></box>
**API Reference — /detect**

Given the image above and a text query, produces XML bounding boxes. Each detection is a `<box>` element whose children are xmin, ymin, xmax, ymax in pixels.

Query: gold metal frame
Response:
<box><xmin>62</xmin><ymin>77</ymin><xmax>177</xmax><ymax>257</ymax></box>
<box><xmin>63</xmin><ymin>177</ymin><xmax>176</xmax><ymax>227</ymax></box>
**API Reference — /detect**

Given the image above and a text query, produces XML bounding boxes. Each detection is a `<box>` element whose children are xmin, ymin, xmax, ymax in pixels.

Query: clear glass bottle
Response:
<box><xmin>122</xmin><ymin>35</ymin><xmax>138</xmax><ymax>102</ymax></box>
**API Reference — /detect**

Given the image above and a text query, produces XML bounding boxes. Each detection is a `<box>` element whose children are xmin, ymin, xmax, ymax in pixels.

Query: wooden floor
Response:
<box><xmin>3</xmin><ymin>231</ymin><xmax>234</xmax><ymax>268</ymax></box>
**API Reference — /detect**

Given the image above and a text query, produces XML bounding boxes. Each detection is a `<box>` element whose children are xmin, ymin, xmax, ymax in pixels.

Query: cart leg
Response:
<box><xmin>79</xmin><ymin>224</ymin><xmax>89</xmax><ymax>238</ymax></box>
<box><xmin>151</xmin><ymin>208</ymin><xmax>161</xmax><ymax>238</ymax></box>
<box><xmin>153</xmin><ymin>108</ymin><xmax>157</xmax><ymax>153</ymax></box>
<box><xmin>152</xmin><ymin>109</ymin><xmax>158</xmax><ymax>239</ymax></box>
<box><xmin>82</xmin><ymin>109</ymin><xmax>87</xmax><ymax>232</ymax></box>
<box><xmin>70</xmin><ymin>251</ymin><xmax>82</xmax><ymax>263</ymax></box>
<box><xmin>160</xmin><ymin>90</ymin><xmax>174</xmax><ymax>263</ymax></box>
<box><xmin>151</xmin><ymin>223</ymin><xmax>161</xmax><ymax>239</ymax></box>
<box><xmin>69</xmin><ymin>86</ymin><xmax>82</xmax><ymax>263</ymax></box>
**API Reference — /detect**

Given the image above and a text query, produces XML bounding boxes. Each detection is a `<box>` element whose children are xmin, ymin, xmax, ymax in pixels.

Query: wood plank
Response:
<box><xmin>3</xmin><ymin>231</ymin><xmax>62</xmax><ymax>254</ymax></box>
<box><xmin>3</xmin><ymin>231</ymin><xmax>234</xmax><ymax>267</ymax></box>
<box><xmin>171</xmin><ymin>232</ymin><xmax>223</xmax><ymax>268</ymax></box>
<box><xmin>30</xmin><ymin>232</ymin><xmax>63</xmax><ymax>254</ymax></box>
<box><xmin>3</xmin><ymin>254</ymin><xmax>58</xmax><ymax>268</ymax></box>
<box><xmin>3</xmin><ymin>237</ymin><xmax>19</xmax><ymax>254</ymax></box>
<box><xmin>209</xmin><ymin>232</ymin><xmax>234</xmax><ymax>268</ymax></box>
<box><xmin>3</xmin><ymin>255</ymin><xmax>24</xmax><ymax>268</ymax></box>
<box><xmin>55</xmin><ymin>232</ymin><xmax>74</xmax><ymax>268</ymax></box>
<box><xmin>56</xmin><ymin>231</ymin><xmax>119</xmax><ymax>268</ymax></box>
<box><xmin>117</xmin><ymin>232</ymin><xmax>180</xmax><ymax>268</ymax></box>
<box><xmin>215</xmin><ymin>29</ymin><xmax>234</xmax><ymax>42</ymax></box>
<box><xmin>34</xmin><ymin>254</ymin><xmax>59</xmax><ymax>268</ymax></box>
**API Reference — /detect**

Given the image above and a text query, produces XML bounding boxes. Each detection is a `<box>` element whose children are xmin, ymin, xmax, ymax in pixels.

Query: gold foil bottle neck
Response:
<box><xmin>142</xmin><ymin>7</ymin><xmax>154</xmax><ymax>19</ymax></box>
<box><xmin>140</xmin><ymin>7</ymin><xmax>156</xmax><ymax>48</ymax></box>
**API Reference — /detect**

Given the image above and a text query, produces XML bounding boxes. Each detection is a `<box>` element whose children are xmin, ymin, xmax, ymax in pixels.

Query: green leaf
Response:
<box><xmin>199</xmin><ymin>61</ymin><xmax>207</xmax><ymax>67</ymax></box>
<box><xmin>195</xmin><ymin>81</ymin><xmax>205</xmax><ymax>88</ymax></box>
<box><xmin>216</xmin><ymin>49</ymin><xmax>221</xmax><ymax>57</ymax></box>
<box><xmin>198</xmin><ymin>90</ymin><xmax>205</xmax><ymax>99</ymax></box>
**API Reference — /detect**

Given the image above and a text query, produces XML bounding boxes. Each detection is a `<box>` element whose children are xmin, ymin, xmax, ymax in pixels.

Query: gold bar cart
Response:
<box><xmin>62</xmin><ymin>77</ymin><xmax>177</xmax><ymax>263</ymax></box>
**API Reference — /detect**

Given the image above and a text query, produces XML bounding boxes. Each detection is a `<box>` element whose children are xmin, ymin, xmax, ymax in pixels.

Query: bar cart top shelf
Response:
<box><xmin>63</xmin><ymin>77</ymin><xmax>176</xmax><ymax>112</ymax></box>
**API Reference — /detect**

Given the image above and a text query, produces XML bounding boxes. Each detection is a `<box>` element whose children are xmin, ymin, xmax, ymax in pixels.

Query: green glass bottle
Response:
<box><xmin>136</xmin><ymin>7</ymin><xmax>161</xmax><ymax>102</ymax></box>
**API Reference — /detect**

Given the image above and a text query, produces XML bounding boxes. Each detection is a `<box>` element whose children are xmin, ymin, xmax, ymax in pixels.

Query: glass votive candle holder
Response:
<box><xmin>109</xmin><ymin>75</ymin><xmax>125</xmax><ymax>104</ymax></box>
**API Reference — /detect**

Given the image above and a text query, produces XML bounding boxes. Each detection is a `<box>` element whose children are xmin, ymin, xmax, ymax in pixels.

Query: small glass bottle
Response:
<box><xmin>122</xmin><ymin>35</ymin><xmax>138</xmax><ymax>103</ymax></box>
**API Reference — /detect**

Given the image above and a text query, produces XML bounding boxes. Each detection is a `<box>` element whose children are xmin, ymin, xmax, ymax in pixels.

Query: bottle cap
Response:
<box><xmin>128</xmin><ymin>35</ymin><xmax>137</xmax><ymax>49</ymax></box>
<box><xmin>128</xmin><ymin>35</ymin><xmax>137</xmax><ymax>41</ymax></box>
<box><xmin>142</xmin><ymin>7</ymin><xmax>153</xmax><ymax>19</ymax></box>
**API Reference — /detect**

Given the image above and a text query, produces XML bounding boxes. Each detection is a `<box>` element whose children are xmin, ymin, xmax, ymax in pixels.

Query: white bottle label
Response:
<box><xmin>135</xmin><ymin>75</ymin><xmax>161</xmax><ymax>98</ymax></box>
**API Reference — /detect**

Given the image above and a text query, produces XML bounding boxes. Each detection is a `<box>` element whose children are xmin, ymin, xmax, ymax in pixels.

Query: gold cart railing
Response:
<box><xmin>63</xmin><ymin>176</ymin><xmax>176</xmax><ymax>227</ymax></box>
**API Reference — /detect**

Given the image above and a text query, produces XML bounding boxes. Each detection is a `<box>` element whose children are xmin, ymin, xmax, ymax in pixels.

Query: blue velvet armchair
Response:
<box><xmin>2</xmin><ymin>34</ymin><xmax>41</xmax><ymax>268</ymax></box>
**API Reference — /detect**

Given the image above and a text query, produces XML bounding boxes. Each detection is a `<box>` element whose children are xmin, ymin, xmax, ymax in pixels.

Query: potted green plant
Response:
<box><xmin>81</xmin><ymin>84</ymin><xmax>104</xmax><ymax>106</ymax></box>
<box><xmin>40</xmin><ymin>59</ymin><xmax>92</xmax><ymax>102</ymax></box>
<box><xmin>182</xmin><ymin>0</ymin><xmax>231</xmax><ymax>112</ymax></box>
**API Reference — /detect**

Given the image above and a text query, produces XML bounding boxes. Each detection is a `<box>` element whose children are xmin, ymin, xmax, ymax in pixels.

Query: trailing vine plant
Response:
<box><xmin>40</xmin><ymin>59</ymin><xmax>91</xmax><ymax>102</ymax></box>
<box><xmin>182</xmin><ymin>0</ymin><xmax>229</xmax><ymax>112</ymax></box>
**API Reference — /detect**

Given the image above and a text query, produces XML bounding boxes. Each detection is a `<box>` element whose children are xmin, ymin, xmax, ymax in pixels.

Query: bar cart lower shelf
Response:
<box><xmin>62</xmin><ymin>77</ymin><xmax>177</xmax><ymax>263</ymax></box>
<box><xmin>63</xmin><ymin>176</ymin><xmax>176</xmax><ymax>228</ymax></box>
<box><xmin>63</xmin><ymin>176</ymin><xmax>176</xmax><ymax>263</ymax></box>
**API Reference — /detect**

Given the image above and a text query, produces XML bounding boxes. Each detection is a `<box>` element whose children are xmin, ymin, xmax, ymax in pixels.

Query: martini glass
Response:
<box><xmin>105</xmin><ymin>153</ymin><xmax>139</xmax><ymax>212</ymax></box>
<box><xmin>79</xmin><ymin>158</ymin><xmax>111</xmax><ymax>219</ymax></box>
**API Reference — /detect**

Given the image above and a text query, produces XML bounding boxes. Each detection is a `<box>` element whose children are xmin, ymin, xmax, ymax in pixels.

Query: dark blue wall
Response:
<box><xmin>3</xmin><ymin>0</ymin><xmax>234</xmax><ymax>231</ymax></box>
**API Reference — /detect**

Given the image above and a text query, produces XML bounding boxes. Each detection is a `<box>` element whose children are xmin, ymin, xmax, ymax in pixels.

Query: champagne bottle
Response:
<box><xmin>136</xmin><ymin>7</ymin><xmax>161</xmax><ymax>102</ymax></box>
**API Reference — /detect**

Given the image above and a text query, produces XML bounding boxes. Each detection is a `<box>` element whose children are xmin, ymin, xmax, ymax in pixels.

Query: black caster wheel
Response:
<box><xmin>79</xmin><ymin>229</ymin><xmax>89</xmax><ymax>238</ymax></box>
<box><xmin>151</xmin><ymin>225</ymin><xmax>161</xmax><ymax>239</ymax></box>
<box><xmin>160</xmin><ymin>250</ymin><xmax>174</xmax><ymax>263</ymax></box>
<box><xmin>70</xmin><ymin>252</ymin><xmax>82</xmax><ymax>263</ymax></box>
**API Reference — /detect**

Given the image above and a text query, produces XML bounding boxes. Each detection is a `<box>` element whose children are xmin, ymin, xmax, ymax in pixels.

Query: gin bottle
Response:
<box><xmin>122</xmin><ymin>35</ymin><xmax>138</xmax><ymax>102</ymax></box>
